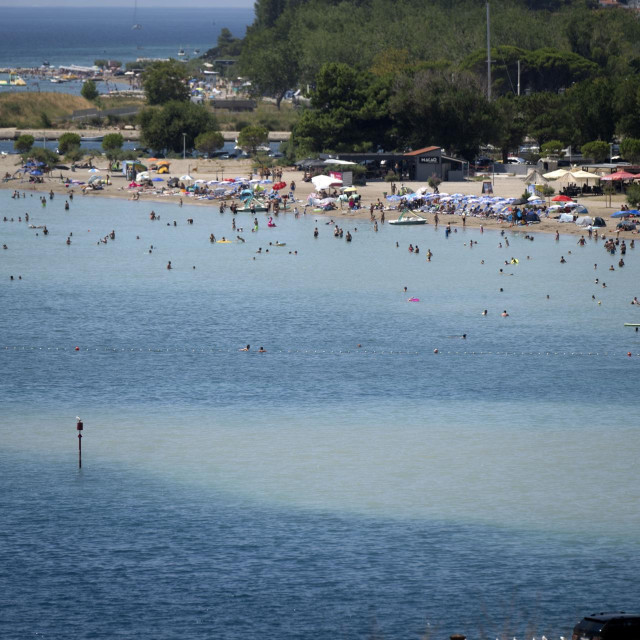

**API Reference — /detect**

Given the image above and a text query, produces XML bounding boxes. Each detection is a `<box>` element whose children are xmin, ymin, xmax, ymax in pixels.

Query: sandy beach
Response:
<box><xmin>1</xmin><ymin>154</ymin><xmax>637</xmax><ymax>238</ymax></box>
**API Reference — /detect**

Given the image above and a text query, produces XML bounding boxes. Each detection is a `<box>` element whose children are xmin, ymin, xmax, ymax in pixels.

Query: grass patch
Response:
<box><xmin>214</xmin><ymin>99</ymin><xmax>299</xmax><ymax>132</ymax></box>
<box><xmin>0</xmin><ymin>92</ymin><xmax>94</xmax><ymax>128</ymax></box>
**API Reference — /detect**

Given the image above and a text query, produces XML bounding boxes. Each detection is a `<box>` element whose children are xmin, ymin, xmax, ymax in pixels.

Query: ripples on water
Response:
<box><xmin>1</xmin><ymin>190</ymin><xmax>639</xmax><ymax>638</ymax></box>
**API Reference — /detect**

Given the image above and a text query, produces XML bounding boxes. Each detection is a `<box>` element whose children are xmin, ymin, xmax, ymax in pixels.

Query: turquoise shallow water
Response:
<box><xmin>1</xmin><ymin>189</ymin><xmax>639</xmax><ymax>638</ymax></box>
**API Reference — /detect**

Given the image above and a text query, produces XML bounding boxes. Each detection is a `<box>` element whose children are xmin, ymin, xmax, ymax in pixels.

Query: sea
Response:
<box><xmin>0</xmin><ymin>6</ymin><xmax>254</xmax><ymax>69</ymax></box>
<box><xmin>1</xmin><ymin>187</ymin><xmax>639</xmax><ymax>639</ymax></box>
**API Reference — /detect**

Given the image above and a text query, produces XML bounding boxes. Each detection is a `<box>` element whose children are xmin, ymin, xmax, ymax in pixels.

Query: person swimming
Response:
<box><xmin>258</xmin><ymin>347</ymin><xmax>267</xmax><ymax>353</ymax></box>
<box><xmin>239</xmin><ymin>344</ymin><xmax>250</xmax><ymax>351</ymax></box>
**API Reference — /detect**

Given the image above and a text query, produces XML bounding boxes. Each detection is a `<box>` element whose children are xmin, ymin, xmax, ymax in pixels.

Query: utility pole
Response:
<box><xmin>517</xmin><ymin>59</ymin><xmax>521</xmax><ymax>96</ymax></box>
<box><xmin>182</xmin><ymin>132</ymin><xmax>186</xmax><ymax>160</ymax></box>
<box><xmin>76</xmin><ymin>417</ymin><xmax>83</xmax><ymax>469</ymax></box>
<box><xmin>486</xmin><ymin>2</ymin><xmax>491</xmax><ymax>101</ymax></box>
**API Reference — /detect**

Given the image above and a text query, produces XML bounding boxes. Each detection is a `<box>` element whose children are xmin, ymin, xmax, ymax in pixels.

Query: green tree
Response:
<box><xmin>541</xmin><ymin>140</ymin><xmax>565</xmax><ymax>157</ymax></box>
<box><xmin>565</xmin><ymin>77</ymin><xmax>615</xmax><ymax>145</ymax></box>
<box><xmin>194</xmin><ymin>131</ymin><xmax>225</xmax><ymax>156</ymax></box>
<box><xmin>293</xmin><ymin>62</ymin><xmax>392</xmax><ymax>153</ymax></box>
<box><xmin>620</xmin><ymin>138</ymin><xmax>640</xmax><ymax>163</ymax></box>
<box><xmin>58</xmin><ymin>132</ymin><xmax>82</xmax><ymax>156</ymax></box>
<box><xmin>81</xmin><ymin>79</ymin><xmax>99</xmax><ymax>101</ymax></box>
<box><xmin>138</xmin><ymin>101</ymin><xmax>217</xmax><ymax>153</ymax></box>
<box><xmin>389</xmin><ymin>70</ymin><xmax>497</xmax><ymax>160</ymax></box>
<box><xmin>626</xmin><ymin>184</ymin><xmax>640</xmax><ymax>208</ymax></box>
<box><xmin>102</xmin><ymin>133</ymin><xmax>124</xmax><ymax>160</ymax></box>
<box><xmin>239</xmin><ymin>24</ymin><xmax>298</xmax><ymax>109</ymax></box>
<box><xmin>14</xmin><ymin>134</ymin><xmax>34</xmax><ymax>154</ymax></box>
<box><xmin>237</xmin><ymin>125</ymin><xmax>269</xmax><ymax>155</ymax></box>
<box><xmin>522</xmin><ymin>92</ymin><xmax>572</xmax><ymax>146</ymax></box>
<box><xmin>142</xmin><ymin>60</ymin><xmax>190</xmax><ymax>106</ymax></box>
<box><xmin>493</xmin><ymin>96</ymin><xmax>527</xmax><ymax>162</ymax></box>
<box><xmin>203</xmin><ymin>27</ymin><xmax>243</xmax><ymax>59</ymax></box>
<box><xmin>580</xmin><ymin>140</ymin><xmax>610</xmax><ymax>163</ymax></box>
<box><xmin>65</xmin><ymin>148</ymin><xmax>84</xmax><ymax>163</ymax></box>
<box><xmin>24</xmin><ymin>147</ymin><xmax>58</xmax><ymax>167</ymax></box>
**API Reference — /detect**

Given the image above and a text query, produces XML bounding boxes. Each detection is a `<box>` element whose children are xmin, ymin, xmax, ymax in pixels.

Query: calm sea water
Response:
<box><xmin>1</xmin><ymin>188</ymin><xmax>639</xmax><ymax>639</ymax></box>
<box><xmin>0</xmin><ymin>6</ymin><xmax>253</xmax><ymax>69</ymax></box>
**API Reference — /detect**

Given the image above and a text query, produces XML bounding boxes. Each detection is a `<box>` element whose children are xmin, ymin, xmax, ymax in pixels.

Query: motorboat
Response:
<box><xmin>178</xmin><ymin>47</ymin><xmax>186</xmax><ymax>57</ymax></box>
<box><xmin>389</xmin><ymin>209</ymin><xmax>428</xmax><ymax>225</ymax></box>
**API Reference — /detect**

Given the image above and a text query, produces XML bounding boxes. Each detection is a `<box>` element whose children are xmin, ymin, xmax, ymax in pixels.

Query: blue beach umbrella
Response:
<box><xmin>152</xmin><ymin>177</ymin><xmax>163</xmax><ymax>182</ymax></box>
<box><xmin>30</xmin><ymin>170</ymin><xmax>43</xmax><ymax>176</ymax></box>
<box><xmin>611</xmin><ymin>210</ymin><xmax>633</xmax><ymax>218</ymax></box>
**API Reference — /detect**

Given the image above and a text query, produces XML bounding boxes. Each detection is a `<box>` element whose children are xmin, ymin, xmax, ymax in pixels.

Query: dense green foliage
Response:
<box><xmin>230</xmin><ymin>0</ymin><xmax>640</xmax><ymax>158</ymax></box>
<box><xmin>142</xmin><ymin>60</ymin><xmax>190</xmax><ymax>106</ymax></box>
<box><xmin>626</xmin><ymin>183</ymin><xmax>640</xmax><ymax>207</ymax></box>
<box><xmin>194</xmin><ymin>131</ymin><xmax>225</xmax><ymax>156</ymax></box>
<box><xmin>102</xmin><ymin>133</ymin><xmax>124</xmax><ymax>160</ymax></box>
<box><xmin>58</xmin><ymin>133</ymin><xmax>81</xmax><ymax>156</ymax></box>
<box><xmin>81</xmin><ymin>79</ymin><xmax>99</xmax><ymax>101</ymax></box>
<box><xmin>138</xmin><ymin>101</ymin><xmax>217</xmax><ymax>153</ymax></box>
<box><xmin>14</xmin><ymin>134</ymin><xmax>34</xmax><ymax>154</ymax></box>
<box><xmin>237</xmin><ymin>125</ymin><xmax>270</xmax><ymax>155</ymax></box>
<box><xmin>581</xmin><ymin>140</ymin><xmax>610</xmax><ymax>163</ymax></box>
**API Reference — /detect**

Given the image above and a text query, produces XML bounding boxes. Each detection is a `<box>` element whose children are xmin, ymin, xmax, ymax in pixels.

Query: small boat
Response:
<box><xmin>132</xmin><ymin>23</ymin><xmax>142</xmax><ymax>30</ymax></box>
<box><xmin>193</xmin><ymin>48</ymin><xmax>200</xmax><ymax>55</ymax></box>
<box><xmin>389</xmin><ymin>209</ymin><xmax>428</xmax><ymax>225</ymax></box>
<box><xmin>177</xmin><ymin>47</ymin><xmax>185</xmax><ymax>57</ymax></box>
<box><xmin>80</xmin><ymin>135</ymin><xmax>104</xmax><ymax>142</ymax></box>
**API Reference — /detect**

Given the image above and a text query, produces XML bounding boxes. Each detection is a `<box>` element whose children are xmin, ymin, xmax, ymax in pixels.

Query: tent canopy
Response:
<box><xmin>543</xmin><ymin>168</ymin><xmax>569</xmax><ymax>180</ymax></box>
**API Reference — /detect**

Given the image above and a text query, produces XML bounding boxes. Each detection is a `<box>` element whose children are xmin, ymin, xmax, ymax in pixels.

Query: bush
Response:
<box><xmin>14</xmin><ymin>134</ymin><xmax>34</xmax><ymax>154</ymax></box>
<box><xmin>581</xmin><ymin>140</ymin><xmax>610</xmax><ymax>163</ymax></box>
<box><xmin>58</xmin><ymin>132</ymin><xmax>82</xmax><ymax>156</ymax></box>
<box><xmin>626</xmin><ymin>184</ymin><xmax>640</xmax><ymax>208</ymax></box>
<box><xmin>385</xmin><ymin>172</ymin><xmax>399</xmax><ymax>182</ymax></box>
<box><xmin>428</xmin><ymin>175</ymin><xmax>442</xmax><ymax>189</ymax></box>
<box><xmin>541</xmin><ymin>140</ymin><xmax>564</xmax><ymax>157</ymax></box>
<box><xmin>81</xmin><ymin>79</ymin><xmax>99</xmax><ymax>101</ymax></box>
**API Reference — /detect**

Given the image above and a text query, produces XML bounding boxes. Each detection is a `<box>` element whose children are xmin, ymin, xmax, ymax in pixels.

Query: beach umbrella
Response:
<box><xmin>30</xmin><ymin>170</ymin><xmax>43</xmax><ymax>176</ymax></box>
<box><xmin>312</xmin><ymin>174</ymin><xmax>343</xmax><ymax>190</ymax></box>
<box><xmin>600</xmin><ymin>170</ymin><xmax>637</xmax><ymax>181</ymax></box>
<box><xmin>88</xmin><ymin>168</ymin><xmax>99</xmax><ymax>173</ymax></box>
<box><xmin>543</xmin><ymin>168</ymin><xmax>569</xmax><ymax>180</ymax></box>
<box><xmin>552</xmin><ymin>195</ymin><xmax>573</xmax><ymax>202</ymax></box>
<box><xmin>273</xmin><ymin>181</ymin><xmax>287</xmax><ymax>190</ymax></box>
<box><xmin>386</xmin><ymin>195</ymin><xmax>402</xmax><ymax>201</ymax></box>
<box><xmin>88</xmin><ymin>175</ymin><xmax>102</xmax><ymax>183</ymax></box>
<box><xmin>180</xmin><ymin>175</ymin><xmax>193</xmax><ymax>181</ymax></box>
<box><xmin>611</xmin><ymin>210</ymin><xmax>634</xmax><ymax>218</ymax></box>
<box><xmin>152</xmin><ymin>177</ymin><xmax>164</xmax><ymax>182</ymax></box>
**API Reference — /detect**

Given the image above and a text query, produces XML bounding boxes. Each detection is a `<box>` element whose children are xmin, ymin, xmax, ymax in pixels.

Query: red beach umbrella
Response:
<box><xmin>552</xmin><ymin>195</ymin><xmax>573</xmax><ymax>202</ymax></box>
<box><xmin>273</xmin><ymin>181</ymin><xmax>287</xmax><ymax>190</ymax></box>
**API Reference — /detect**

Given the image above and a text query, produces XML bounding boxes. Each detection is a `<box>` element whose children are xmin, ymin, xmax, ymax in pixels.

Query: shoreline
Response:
<box><xmin>1</xmin><ymin>155</ymin><xmax>636</xmax><ymax>239</ymax></box>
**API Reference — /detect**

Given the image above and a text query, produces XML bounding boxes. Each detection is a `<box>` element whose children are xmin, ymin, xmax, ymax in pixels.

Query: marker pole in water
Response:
<box><xmin>76</xmin><ymin>418</ymin><xmax>83</xmax><ymax>469</ymax></box>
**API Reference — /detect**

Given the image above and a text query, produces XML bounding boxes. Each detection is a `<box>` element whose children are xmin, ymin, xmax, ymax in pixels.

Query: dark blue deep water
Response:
<box><xmin>0</xmin><ymin>7</ymin><xmax>253</xmax><ymax>69</ymax></box>
<box><xmin>1</xmin><ymin>189</ymin><xmax>639</xmax><ymax>639</ymax></box>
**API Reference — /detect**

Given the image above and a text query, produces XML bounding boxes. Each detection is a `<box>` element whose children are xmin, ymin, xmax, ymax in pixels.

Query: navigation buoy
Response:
<box><xmin>628</xmin><ymin>352</ymin><xmax>632</xmax><ymax>357</ymax></box>
<box><xmin>75</xmin><ymin>346</ymin><xmax>79</xmax><ymax>351</ymax></box>
<box><xmin>434</xmin><ymin>348</ymin><xmax>438</xmax><ymax>354</ymax></box>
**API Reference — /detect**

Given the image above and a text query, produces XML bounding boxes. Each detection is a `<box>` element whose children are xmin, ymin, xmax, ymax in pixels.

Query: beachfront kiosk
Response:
<box><xmin>333</xmin><ymin>146</ymin><xmax>466</xmax><ymax>182</ymax></box>
<box><xmin>403</xmin><ymin>146</ymin><xmax>467</xmax><ymax>182</ymax></box>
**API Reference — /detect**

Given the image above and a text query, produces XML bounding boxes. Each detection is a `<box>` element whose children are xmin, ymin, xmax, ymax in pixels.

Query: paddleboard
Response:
<box><xmin>624</xmin><ymin>323</ymin><xmax>640</xmax><ymax>326</ymax></box>
<box><xmin>217</xmin><ymin>240</ymin><xmax>232</xmax><ymax>244</ymax></box>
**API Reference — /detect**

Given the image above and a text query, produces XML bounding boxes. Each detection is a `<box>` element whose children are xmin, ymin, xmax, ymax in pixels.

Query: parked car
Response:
<box><xmin>573</xmin><ymin>612</ymin><xmax>640</xmax><ymax>639</ymax></box>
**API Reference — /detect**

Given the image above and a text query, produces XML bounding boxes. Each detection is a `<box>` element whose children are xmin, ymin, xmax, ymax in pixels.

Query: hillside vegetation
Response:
<box><xmin>232</xmin><ymin>0</ymin><xmax>640</xmax><ymax>159</ymax></box>
<box><xmin>0</xmin><ymin>92</ymin><xmax>94</xmax><ymax>128</ymax></box>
